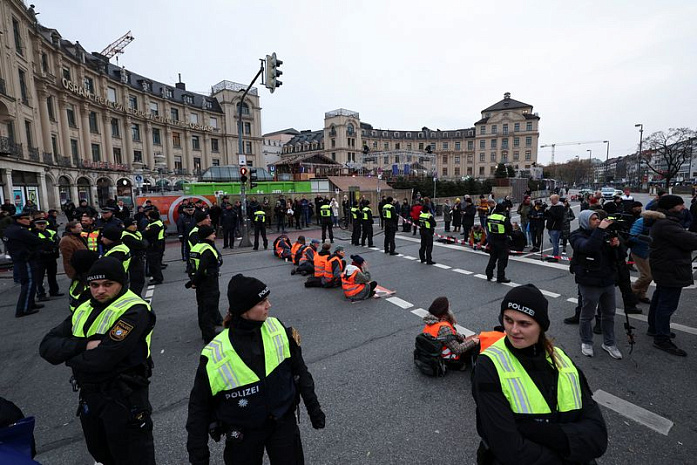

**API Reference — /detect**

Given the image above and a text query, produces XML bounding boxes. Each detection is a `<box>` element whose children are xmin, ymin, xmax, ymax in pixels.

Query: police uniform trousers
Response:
<box><xmin>15</xmin><ymin>259</ymin><xmax>38</xmax><ymax>316</ymax></box>
<box><xmin>37</xmin><ymin>257</ymin><xmax>59</xmax><ymax>297</ymax></box>
<box><xmin>419</xmin><ymin>232</ymin><xmax>433</xmax><ymax>262</ymax></box>
<box><xmin>254</xmin><ymin>224</ymin><xmax>268</xmax><ymax>250</ymax></box>
<box><xmin>222</xmin><ymin>412</ymin><xmax>304</xmax><ymax>465</ymax></box>
<box><xmin>351</xmin><ymin>221</ymin><xmax>362</xmax><ymax>245</ymax></box>
<box><xmin>321</xmin><ymin>220</ymin><xmax>333</xmax><ymax>242</ymax></box>
<box><xmin>223</xmin><ymin>226</ymin><xmax>236</xmax><ymax>248</ymax></box>
<box><xmin>485</xmin><ymin>238</ymin><xmax>509</xmax><ymax>280</ymax></box>
<box><xmin>78</xmin><ymin>384</ymin><xmax>155</xmax><ymax>465</ymax></box>
<box><xmin>361</xmin><ymin>221</ymin><xmax>373</xmax><ymax>247</ymax></box>
<box><xmin>196</xmin><ymin>276</ymin><xmax>220</xmax><ymax>343</ymax></box>
<box><xmin>146</xmin><ymin>245</ymin><xmax>164</xmax><ymax>283</ymax></box>
<box><xmin>129</xmin><ymin>254</ymin><xmax>146</xmax><ymax>296</ymax></box>
<box><xmin>384</xmin><ymin>226</ymin><xmax>396</xmax><ymax>254</ymax></box>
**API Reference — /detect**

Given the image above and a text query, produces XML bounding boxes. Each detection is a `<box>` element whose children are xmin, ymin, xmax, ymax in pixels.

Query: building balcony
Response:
<box><xmin>57</xmin><ymin>156</ymin><xmax>72</xmax><ymax>167</ymax></box>
<box><xmin>42</xmin><ymin>152</ymin><xmax>54</xmax><ymax>165</ymax></box>
<box><xmin>0</xmin><ymin>137</ymin><xmax>22</xmax><ymax>158</ymax></box>
<box><xmin>80</xmin><ymin>159</ymin><xmax>130</xmax><ymax>171</ymax></box>
<box><xmin>28</xmin><ymin>147</ymin><xmax>40</xmax><ymax>162</ymax></box>
<box><xmin>0</xmin><ymin>78</ymin><xmax>8</xmax><ymax>97</ymax></box>
<box><xmin>174</xmin><ymin>168</ymin><xmax>189</xmax><ymax>176</ymax></box>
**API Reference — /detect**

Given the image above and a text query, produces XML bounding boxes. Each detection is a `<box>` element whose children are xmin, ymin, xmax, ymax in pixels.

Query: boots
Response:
<box><xmin>563</xmin><ymin>307</ymin><xmax>580</xmax><ymax>325</ymax></box>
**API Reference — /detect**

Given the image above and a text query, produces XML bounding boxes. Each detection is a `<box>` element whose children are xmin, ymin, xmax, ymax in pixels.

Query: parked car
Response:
<box><xmin>601</xmin><ymin>187</ymin><xmax>616</xmax><ymax>200</ymax></box>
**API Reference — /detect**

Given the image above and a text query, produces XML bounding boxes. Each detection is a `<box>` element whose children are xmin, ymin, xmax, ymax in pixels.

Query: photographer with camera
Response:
<box><xmin>570</xmin><ymin>210</ymin><xmax>624</xmax><ymax>360</ymax></box>
<box><xmin>602</xmin><ymin>209</ymin><xmax>642</xmax><ymax>316</ymax></box>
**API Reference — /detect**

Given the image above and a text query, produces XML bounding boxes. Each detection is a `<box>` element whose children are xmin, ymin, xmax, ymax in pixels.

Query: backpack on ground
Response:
<box><xmin>413</xmin><ymin>333</ymin><xmax>448</xmax><ymax>377</ymax></box>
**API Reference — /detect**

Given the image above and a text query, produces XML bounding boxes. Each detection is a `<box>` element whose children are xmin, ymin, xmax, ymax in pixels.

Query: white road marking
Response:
<box><xmin>567</xmin><ymin>298</ymin><xmax>578</xmax><ymax>304</ymax></box>
<box><xmin>369</xmin><ymin>247</ymin><xmax>381</xmax><ymax>251</ymax></box>
<box><xmin>148</xmin><ymin>285</ymin><xmax>155</xmax><ymax>290</ymax></box>
<box><xmin>474</xmin><ymin>274</ymin><xmax>488</xmax><ymax>280</ymax></box>
<box><xmin>433</xmin><ymin>264</ymin><xmax>451</xmax><ymax>269</ymax></box>
<box><xmin>386</xmin><ymin>297</ymin><xmax>413</xmax><ymax>309</ymax></box>
<box><xmin>455</xmin><ymin>324</ymin><xmax>475</xmax><ymax>337</ymax></box>
<box><xmin>402</xmin><ymin>255</ymin><xmax>418</xmax><ymax>260</ymax></box>
<box><xmin>502</xmin><ymin>281</ymin><xmax>520</xmax><ymax>287</ymax></box>
<box><xmin>411</xmin><ymin>308</ymin><xmax>428</xmax><ymax>318</ymax></box>
<box><xmin>540</xmin><ymin>289</ymin><xmax>561</xmax><ymax>298</ymax></box>
<box><xmin>453</xmin><ymin>268</ymin><xmax>473</xmax><ymax>275</ymax></box>
<box><xmin>593</xmin><ymin>389</ymin><xmax>673</xmax><ymax>436</ymax></box>
<box><xmin>145</xmin><ymin>290</ymin><xmax>154</xmax><ymax>298</ymax></box>
<box><xmin>616</xmin><ymin>310</ymin><xmax>697</xmax><ymax>336</ymax></box>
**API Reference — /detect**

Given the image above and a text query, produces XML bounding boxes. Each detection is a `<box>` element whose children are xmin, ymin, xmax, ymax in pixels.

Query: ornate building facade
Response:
<box><xmin>0</xmin><ymin>0</ymin><xmax>262</xmax><ymax>209</ymax></box>
<box><xmin>281</xmin><ymin>93</ymin><xmax>540</xmax><ymax>180</ymax></box>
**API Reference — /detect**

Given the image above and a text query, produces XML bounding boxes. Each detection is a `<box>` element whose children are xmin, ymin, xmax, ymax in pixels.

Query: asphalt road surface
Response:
<box><xmin>2</xmin><ymin>192</ymin><xmax>696</xmax><ymax>464</ymax></box>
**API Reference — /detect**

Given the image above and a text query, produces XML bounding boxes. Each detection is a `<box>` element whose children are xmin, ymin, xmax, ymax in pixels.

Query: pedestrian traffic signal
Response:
<box><xmin>249</xmin><ymin>168</ymin><xmax>258</xmax><ymax>189</ymax></box>
<box><xmin>265</xmin><ymin>53</ymin><xmax>283</xmax><ymax>93</ymax></box>
<box><xmin>240</xmin><ymin>175</ymin><xmax>248</xmax><ymax>184</ymax></box>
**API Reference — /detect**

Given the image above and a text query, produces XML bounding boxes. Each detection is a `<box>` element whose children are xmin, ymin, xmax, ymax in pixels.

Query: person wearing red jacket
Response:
<box><xmin>410</xmin><ymin>201</ymin><xmax>422</xmax><ymax>236</ymax></box>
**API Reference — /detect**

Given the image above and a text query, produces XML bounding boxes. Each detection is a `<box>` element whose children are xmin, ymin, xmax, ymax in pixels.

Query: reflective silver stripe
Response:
<box><xmin>486</xmin><ymin>346</ymin><xmax>514</xmax><ymax>373</ymax></box>
<box><xmin>564</xmin><ymin>372</ymin><xmax>583</xmax><ymax>408</ymax></box>
<box><xmin>206</xmin><ymin>340</ymin><xmax>225</xmax><ymax>363</ymax></box>
<box><xmin>217</xmin><ymin>362</ymin><xmax>239</xmax><ymax>389</ymax></box>
<box><xmin>272</xmin><ymin>335</ymin><xmax>284</xmax><ymax>363</ymax></box>
<box><xmin>95</xmin><ymin>309</ymin><xmax>119</xmax><ymax>333</ymax></box>
<box><xmin>554</xmin><ymin>351</ymin><xmax>569</xmax><ymax>368</ymax></box>
<box><xmin>507</xmin><ymin>377</ymin><xmax>532</xmax><ymax>414</ymax></box>
<box><xmin>72</xmin><ymin>310</ymin><xmax>87</xmax><ymax>334</ymax></box>
<box><xmin>266</xmin><ymin>318</ymin><xmax>279</xmax><ymax>333</ymax></box>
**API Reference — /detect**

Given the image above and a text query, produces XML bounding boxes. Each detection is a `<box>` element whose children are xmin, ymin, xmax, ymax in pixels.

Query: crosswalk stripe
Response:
<box><xmin>593</xmin><ymin>389</ymin><xmax>673</xmax><ymax>436</ymax></box>
<box><xmin>453</xmin><ymin>268</ymin><xmax>473</xmax><ymax>275</ymax></box>
<box><xmin>386</xmin><ymin>297</ymin><xmax>413</xmax><ymax>309</ymax></box>
<box><xmin>433</xmin><ymin>264</ymin><xmax>451</xmax><ymax>269</ymax></box>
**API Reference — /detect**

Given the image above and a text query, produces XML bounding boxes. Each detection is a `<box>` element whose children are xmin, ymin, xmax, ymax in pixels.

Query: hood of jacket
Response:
<box><xmin>641</xmin><ymin>210</ymin><xmax>665</xmax><ymax>221</ymax></box>
<box><xmin>577</xmin><ymin>209</ymin><xmax>598</xmax><ymax>230</ymax></box>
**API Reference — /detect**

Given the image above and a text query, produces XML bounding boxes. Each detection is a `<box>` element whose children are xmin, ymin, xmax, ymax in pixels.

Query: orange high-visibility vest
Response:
<box><xmin>423</xmin><ymin>321</ymin><xmax>460</xmax><ymax>360</ymax></box>
<box><xmin>478</xmin><ymin>331</ymin><xmax>506</xmax><ymax>353</ymax></box>
<box><xmin>341</xmin><ymin>267</ymin><xmax>365</xmax><ymax>298</ymax></box>
<box><xmin>324</xmin><ymin>255</ymin><xmax>344</xmax><ymax>281</ymax></box>
<box><xmin>313</xmin><ymin>253</ymin><xmax>329</xmax><ymax>278</ymax></box>
<box><xmin>299</xmin><ymin>246</ymin><xmax>314</xmax><ymax>264</ymax></box>
<box><xmin>275</xmin><ymin>238</ymin><xmax>290</xmax><ymax>258</ymax></box>
<box><xmin>81</xmin><ymin>230</ymin><xmax>99</xmax><ymax>252</ymax></box>
<box><xmin>291</xmin><ymin>242</ymin><xmax>304</xmax><ymax>263</ymax></box>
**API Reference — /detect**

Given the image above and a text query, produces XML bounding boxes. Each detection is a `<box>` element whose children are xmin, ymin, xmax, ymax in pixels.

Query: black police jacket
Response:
<box><xmin>4</xmin><ymin>223</ymin><xmax>43</xmax><ymax>261</ymax></box>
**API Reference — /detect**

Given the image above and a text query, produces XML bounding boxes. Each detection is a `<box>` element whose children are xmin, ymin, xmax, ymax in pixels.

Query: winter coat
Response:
<box><xmin>562</xmin><ymin>206</ymin><xmax>576</xmax><ymax>238</ymax></box>
<box><xmin>59</xmin><ymin>233</ymin><xmax>87</xmax><ymax>280</ymax></box>
<box><xmin>452</xmin><ymin>202</ymin><xmax>462</xmax><ymax>227</ymax></box>
<box><xmin>443</xmin><ymin>204</ymin><xmax>452</xmax><ymax>222</ymax></box>
<box><xmin>569</xmin><ymin>226</ymin><xmax>618</xmax><ymax>287</ymax></box>
<box><xmin>649</xmin><ymin>209</ymin><xmax>697</xmax><ymax>288</ymax></box>
<box><xmin>462</xmin><ymin>204</ymin><xmax>476</xmax><ymax>227</ymax></box>
<box><xmin>546</xmin><ymin>203</ymin><xmax>565</xmax><ymax>231</ymax></box>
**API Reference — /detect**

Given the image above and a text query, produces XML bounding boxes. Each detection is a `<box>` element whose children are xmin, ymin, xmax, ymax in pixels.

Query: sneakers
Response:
<box><xmin>653</xmin><ymin>340</ymin><xmax>687</xmax><ymax>357</ymax></box>
<box><xmin>602</xmin><ymin>344</ymin><xmax>623</xmax><ymax>360</ymax></box>
<box><xmin>581</xmin><ymin>343</ymin><xmax>594</xmax><ymax>357</ymax></box>
<box><xmin>496</xmin><ymin>278</ymin><xmax>511</xmax><ymax>283</ymax></box>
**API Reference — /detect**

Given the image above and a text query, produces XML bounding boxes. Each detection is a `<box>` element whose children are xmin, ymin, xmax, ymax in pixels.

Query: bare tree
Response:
<box><xmin>643</xmin><ymin>128</ymin><xmax>696</xmax><ymax>188</ymax></box>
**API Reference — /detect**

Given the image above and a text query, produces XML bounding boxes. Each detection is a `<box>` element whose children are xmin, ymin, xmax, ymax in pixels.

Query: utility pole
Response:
<box><xmin>635</xmin><ymin>124</ymin><xmax>644</xmax><ymax>190</ymax></box>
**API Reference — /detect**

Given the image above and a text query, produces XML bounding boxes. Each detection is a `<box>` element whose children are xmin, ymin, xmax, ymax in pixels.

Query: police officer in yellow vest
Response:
<box><xmin>143</xmin><ymin>209</ymin><xmax>165</xmax><ymax>285</ymax></box>
<box><xmin>485</xmin><ymin>203</ymin><xmax>512</xmax><ymax>283</ymax></box>
<box><xmin>186</xmin><ymin>274</ymin><xmax>325</xmax><ymax>465</ymax></box>
<box><xmin>101</xmin><ymin>226</ymin><xmax>131</xmax><ymax>274</ymax></box>
<box><xmin>382</xmin><ymin>196</ymin><xmax>399</xmax><ymax>255</ymax></box>
<box><xmin>40</xmin><ymin>257</ymin><xmax>157</xmax><ymax>465</ymax></box>
<box><xmin>187</xmin><ymin>225</ymin><xmax>223</xmax><ymax>344</ymax></box>
<box><xmin>33</xmin><ymin>217</ymin><xmax>64</xmax><ymax>301</ymax></box>
<box><xmin>472</xmin><ymin>284</ymin><xmax>607</xmax><ymax>465</ymax></box>
<box><xmin>350</xmin><ymin>203</ymin><xmax>362</xmax><ymax>246</ymax></box>
<box><xmin>122</xmin><ymin>218</ymin><xmax>147</xmax><ymax>296</ymax></box>
<box><xmin>418</xmin><ymin>202</ymin><xmax>437</xmax><ymax>264</ymax></box>
<box><xmin>67</xmin><ymin>249</ymin><xmax>99</xmax><ymax>313</ymax></box>
<box><xmin>360</xmin><ymin>200</ymin><xmax>374</xmax><ymax>247</ymax></box>
<box><xmin>320</xmin><ymin>200</ymin><xmax>334</xmax><ymax>243</ymax></box>
<box><xmin>253</xmin><ymin>208</ymin><xmax>268</xmax><ymax>250</ymax></box>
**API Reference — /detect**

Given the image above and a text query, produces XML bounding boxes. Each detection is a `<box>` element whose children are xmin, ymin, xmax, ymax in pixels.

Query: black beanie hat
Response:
<box><xmin>71</xmin><ymin>249</ymin><xmax>99</xmax><ymax>275</ymax></box>
<box><xmin>102</xmin><ymin>226</ymin><xmax>123</xmax><ymax>242</ymax></box>
<box><xmin>198</xmin><ymin>225</ymin><xmax>215</xmax><ymax>240</ymax></box>
<box><xmin>500</xmin><ymin>284</ymin><xmax>550</xmax><ymax>331</ymax></box>
<box><xmin>123</xmin><ymin>218</ymin><xmax>136</xmax><ymax>228</ymax></box>
<box><xmin>195</xmin><ymin>211</ymin><xmax>209</xmax><ymax>223</ymax></box>
<box><xmin>227</xmin><ymin>274</ymin><xmax>270</xmax><ymax>317</ymax></box>
<box><xmin>86</xmin><ymin>256</ymin><xmax>127</xmax><ymax>286</ymax></box>
<box><xmin>657</xmin><ymin>194</ymin><xmax>684</xmax><ymax>211</ymax></box>
<box><xmin>494</xmin><ymin>203</ymin><xmax>507</xmax><ymax>213</ymax></box>
<box><xmin>428</xmin><ymin>296</ymin><xmax>449</xmax><ymax>317</ymax></box>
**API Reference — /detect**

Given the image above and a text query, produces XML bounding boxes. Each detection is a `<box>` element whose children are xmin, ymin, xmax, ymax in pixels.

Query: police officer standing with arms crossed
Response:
<box><xmin>187</xmin><ymin>225</ymin><xmax>223</xmax><ymax>344</ymax></box>
<box><xmin>186</xmin><ymin>274</ymin><xmax>325</xmax><ymax>465</ymax></box>
<box><xmin>361</xmin><ymin>200</ymin><xmax>374</xmax><ymax>247</ymax></box>
<box><xmin>252</xmin><ymin>205</ymin><xmax>268</xmax><ymax>250</ymax></box>
<box><xmin>320</xmin><ymin>199</ymin><xmax>334</xmax><ymax>243</ymax></box>
<box><xmin>382</xmin><ymin>197</ymin><xmax>399</xmax><ymax>255</ymax></box>
<box><xmin>39</xmin><ymin>256</ymin><xmax>157</xmax><ymax>465</ymax></box>
<box><xmin>486</xmin><ymin>203</ymin><xmax>512</xmax><ymax>283</ymax></box>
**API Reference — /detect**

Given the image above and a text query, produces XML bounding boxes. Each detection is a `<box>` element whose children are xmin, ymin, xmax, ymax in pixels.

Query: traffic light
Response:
<box><xmin>265</xmin><ymin>53</ymin><xmax>283</xmax><ymax>93</ymax></box>
<box><xmin>249</xmin><ymin>168</ymin><xmax>258</xmax><ymax>189</ymax></box>
<box><xmin>240</xmin><ymin>175</ymin><xmax>248</xmax><ymax>184</ymax></box>
<box><xmin>239</xmin><ymin>166</ymin><xmax>248</xmax><ymax>184</ymax></box>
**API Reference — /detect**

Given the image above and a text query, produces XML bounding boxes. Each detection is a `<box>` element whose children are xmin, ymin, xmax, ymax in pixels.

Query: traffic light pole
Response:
<box><xmin>237</xmin><ymin>64</ymin><xmax>265</xmax><ymax>248</ymax></box>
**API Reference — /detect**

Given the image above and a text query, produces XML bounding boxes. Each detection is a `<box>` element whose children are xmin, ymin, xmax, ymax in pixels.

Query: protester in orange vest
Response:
<box><xmin>341</xmin><ymin>254</ymin><xmax>377</xmax><ymax>301</ymax></box>
<box><xmin>422</xmin><ymin>297</ymin><xmax>480</xmax><ymax>370</ymax></box>
<box><xmin>323</xmin><ymin>246</ymin><xmax>346</xmax><ymax>288</ymax></box>
<box><xmin>290</xmin><ymin>236</ymin><xmax>306</xmax><ymax>265</ymax></box>
<box><xmin>305</xmin><ymin>241</ymin><xmax>331</xmax><ymax>288</ymax></box>
<box><xmin>292</xmin><ymin>238</ymin><xmax>318</xmax><ymax>276</ymax></box>
<box><xmin>273</xmin><ymin>234</ymin><xmax>292</xmax><ymax>260</ymax></box>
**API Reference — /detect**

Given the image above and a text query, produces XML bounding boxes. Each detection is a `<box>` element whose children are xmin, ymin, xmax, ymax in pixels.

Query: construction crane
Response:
<box><xmin>100</xmin><ymin>31</ymin><xmax>134</xmax><ymax>63</ymax></box>
<box><xmin>540</xmin><ymin>140</ymin><xmax>608</xmax><ymax>164</ymax></box>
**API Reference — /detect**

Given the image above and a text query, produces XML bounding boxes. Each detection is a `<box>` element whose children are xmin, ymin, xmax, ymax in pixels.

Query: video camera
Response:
<box><xmin>604</xmin><ymin>213</ymin><xmax>651</xmax><ymax>244</ymax></box>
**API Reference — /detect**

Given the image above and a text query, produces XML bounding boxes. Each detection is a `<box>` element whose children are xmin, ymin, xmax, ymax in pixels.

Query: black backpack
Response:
<box><xmin>413</xmin><ymin>333</ymin><xmax>449</xmax><ymax>377</ymax></box>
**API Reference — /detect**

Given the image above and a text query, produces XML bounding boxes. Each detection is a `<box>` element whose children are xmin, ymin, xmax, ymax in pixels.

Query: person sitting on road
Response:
<box><xmin>422</xmin><ymin>297</ymin><xmax>479</xmax><ymax>371</ymax></box>
<box><xmin>290</xmin><ymin>236</ymin><xmax>307</xmax><ymax>265</ymax></box>
<box><xmin>273</xmin><ymin>234</ymin><xmax>292</xmax><ymax>260</ymax></box>
<box><xmin>305</xmin><ymin>242</ymin><xmax>331</xmax><ymax>288</ymax></box>
<box><xmin>510</xmin><ymin>222</ymin><xmax>527</xmax><ymax>252</ymax></box>
<box><xmin>341</xmin><ymin>255</ymin><xmax>377</xmax><ymax>301</ymax></box>
<box><xmin>322</xmin><ymin>245</ymin><xmax>346</xmax><ymax>288</ymax></box>
<box><xmin>469</xmin><ymin>224</ymin><xmax>488</xmax><ymax>250</ymax></box>
<box><xmin>292</xmin><ymin>239</ymin><xmax>319</xmax><ymax>276</ymax></box>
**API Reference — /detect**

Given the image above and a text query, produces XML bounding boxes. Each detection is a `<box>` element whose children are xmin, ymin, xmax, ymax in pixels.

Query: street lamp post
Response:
<box><xmin>587</xmin><ymin>149</ymin><xmax>593</xmax><ymax>187</ymax></box>
<box><xmin>635</xmin><ymin>123</ymin><xmax>643</xmax><ymax>190</ymax></box>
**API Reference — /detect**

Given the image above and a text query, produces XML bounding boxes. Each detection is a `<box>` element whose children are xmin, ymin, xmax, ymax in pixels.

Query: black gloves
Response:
<box><xmin>519</xmin><ymin>421</ymin><xmax>569</xmax><ymax>456</ymax></box>
<box><xmin>309</xmin><ymin>408</ymin><xmax>326</xmax><ymax>429</ymax></box>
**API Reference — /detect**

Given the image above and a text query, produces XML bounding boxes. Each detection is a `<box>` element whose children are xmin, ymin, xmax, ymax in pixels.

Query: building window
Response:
<box><xmin>490</xmin><ymin>166</ymin><xmax>496</xmax><ymax>175</ymax></box>
<box><xmin>418</xmin><ymin>142</ymin><xmax>424</xmax><ymax>150</ymax></box>
<box><xmin>480</xmin><ymin>126</ymin><xmax>486</xmax><ymax>135</ymax></box>
<box><xmin>88</xmin><ymin>112</ymin><xmax>99</xmax><ymax>133</ymax></box>
<box><xmin>171</xmin><ymin>107</ymin><xmax>179</xmax><ymax>121</ymax></box>
<box><xmin>192</xmin><ymin>135</ymin><xmax>200</xmax><ymax>150</ymax></box>
<box><xmin>210</xmin><ymin>117</ymin><xmax>218</xmax><ymax>129</ymax></box>
<box><xmin>513</xmin><ymin>151</ymin><xmax>520</xmax><ymax>161</ymax></box>
<box><xmin>244</xmin><ymin>122</ymin><xmax>251</xmax><ymax>135</ymax></box>
<box><xmin>442</xmin><ymin>142</ymin><xmax>449</xmax><ymax>150</ymax></box>
<box><xmin>525</xmin><ymin>151</ymin><xmax>532</xmax><ymax>160</ymax></box>
<box><xmin>70</xmin><ymin>139</ymin><xmax>79</xmax><ymax>158</ymax></box>
<box><xmin>237</xmin><ymin>102</ymin><xmax>250</xmax><ymax>115</ymax></box>
<box><xmin>395</xmin><ymin>142</ymin><xmax>401</xmax><ymax>150</ymax></box>
<box><xmin>62</xmin><ymin>67</ymin><xmax>71</xmax><ymax>81</ymax></box>
<box><xmin>51</xmin><ymin>134</ymin><xmax>58</xmax><ymax>155</ymax></box>
<box><xmin>525</xmin><ymin>136</ymin><xmax>532</xmax><ymax>147</ymax></box>
<box><xmin>479</xmin><ymin>153</ymin><xmax>485</xmax><ymax>162</ymax></box>
<box><xmin>502</xmin><ymin>138</ymin><xmax>509</xmax><ymax>149</ymax></box>
<box><xmin>150</xmin><ymin>102</ymin><xmax>159</xmax><ymax>116</ymax></box>
<box><xmin>113</xmin><ymin>147</ymin><xmax>122</xmax><ymax>164</ymax></box>
<box><xmin>111</xmin><ymin>118</ymin><xmax>120</xmax><ymax>138</ymax></box>
<box><xmin>152</xmin><ymin>128</ymin><xmax>161</xmax><ymax>145</ymax></box>
<box><xmin>503</xmin><ymin>124</ymin><xmax>508</xmax><ymax>135</ymax></box>
<box><xmin>129</xmin><ymin>95</ymin><xmax>138</xmax><ymax>110</ymax></box>
<box><xmin>491</xmin><ymin>139</ymin><xmax>497</xmax><ymax>149</ymax></box>
<box><xmin>84</xmin><ymin>77</ymin><xmax>94</xmax><ymax>94</ymax></box>
<box><xmin>184</xmin><ymin>95</ymin><xmax>194</xmax><ymax>105</ymax></box>
<box><xmin>47</xmin><ymin>96</ymin><xmax>56</xmax><ymax>121</ymax></box>
<box><xmin>455</xmin><ymin>167</ymin><xmax>461</xmax><ymax>176</ymax></box>
<box><xmin>131</xmin><ymin>123</ymin><xmax>141</xmax><ymax>142</ymax></box>
<box><xmin>331</xmin><ymin>152</ymin><xmax>336</xmax><ymax>161</ymax></box>
<box><xmin>502</xmin><ymin>152</ymin><xmax>508</xmax><ymax>162</ymax></box>
<box><xmin>479</xmin><ymin>166</ymin><xmax>485</xmax><ymax>175</ymax></box>
<box><xmin>467</xmin><ymin>167</ymin><xmax>473</xmax><ymax>175</ymax></box>
<box><xmin>514</xmin><ymin>122</ymin><xmax>520</xmax><ymax>132</ymax></box>
<box><xmin>331</xmin><ymin>139</ymin><xmax>336</xmax><ymax>148</ymax></box>
<box><xmin>171</xmin><ymin>132</ymin><xmax>180</xmax><ymax>148</ymax></box>
<box><xmin>467</xmin><ymin>154</ymin><xmax>473</xmax><ymax>163</ymax></box>
<box><xmin>18</xmin><ymin>69</ymin><xmax>28</xmax><ymax>104</ymax></box>
<box><xmin>454</xmin><ymin>156</ymin><xmax>460</xmax><ymax>164</ymax></box>
<box><xmin>211</xmin><ymin>138</ymin><xmax>219</xmax><ymax>152</ymax></box>
<box><xmin>407</xmin><ymin>143</ymin><xmax>412</xmax><ymax>150</ymax></box>
<box><xmin>442</xmin><ymin>155</ymin><xmax>448</xmax><ymax>163</ymax></box>
<box><xmin>384</xmin><ymin>143</ymin><xmax>389</xmax><ymax>150</ymax></box>
<box><xmin>12</xmin><ymin>18</ymin><xmax>23</xmax><ymax>55</ymax></box>
<box><xmin>133</xmin><ymin>150</ymin><xmax>143</xmax><ymax>163</ymax></box>
<box><xmin>492</xmin><ymin>125</ymin><xmax>498</xmax><ymax>134</ymax></box>
<box><xmin>245</xmin><ymin>141</ymin><xmax>252</xmax><ymax>154</ymax></box>
<box><xmin>514</xmin><ymin>137</ymin><xmax>520</xmax><ymax>147</ymax></box>
<box><xmin>491</xmin><ymin>152</ymin><xmax>497</xmax><ymax>162</ymax></box>
<box><xmin>479</xmin><ymin>140</ymin><xmax>485</xmax><ymax>149</ymax></box>
<box><xmin>526</xmin><ymin>122</ymin><xmax>533</xmax><ymax>131</ymax></box>
<box><xmin>205</xmin><ymin>100</ymin><xmax>214</xmax><ymax>110</ymax></box>
<box><xmin>468</xmin><ymin>141</ymin><xmax>474</xmax><ymax>150</ymax></box>
<box><xmin>165</xmin><ymin>88</ymin><xmax>173</xmax><ymax>99</ymax></box>
<box><xmin>174</xmin><ymin>156</ymin><xmax>182</xmax><ymax>171</ymax></box>
<box><xmin>442</xmin><ymin>167</ymin><xmax>448</xmax><ymax>176</ymax></box>
<box><xmin>91</xmin><ymin>143</ymin><xmax>101</xmax><ymax>162</ymax></box>
<box><xmin>455</xmin><ymin>141</ymin><xmax>461</xmax><ymax>150</ymax></box>
<box><xmin>372</xmin><ymin>141</ymin><xmax>378</xmax><ymax>149</ymax></box>
<box><xmin>190</xmin><ymin>113</ymin><xmax>199</xmax><ymax>124</ymax></box>
<box><xmin>395</xmin><ymin>155</ymin><xmax>400</xmax><ymax>163</ymax></box>
<box><xmin>24</xmin><ymin>120</ymin><xmax>33</xmax><ymax>148</ymax></box>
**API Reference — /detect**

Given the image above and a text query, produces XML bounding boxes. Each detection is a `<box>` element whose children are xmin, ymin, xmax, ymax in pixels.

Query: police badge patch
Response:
<box><xmin>109</xmin><ymin>320</ymin><xmax>134</xmax><ymax>341</ymax></box>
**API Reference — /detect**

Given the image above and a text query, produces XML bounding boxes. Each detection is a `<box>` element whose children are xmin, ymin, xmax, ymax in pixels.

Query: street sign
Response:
<box><xmin>269</xmin><ymin>165</ymin><xmax>275</xmax><ymax>172</ymax></box>
<box><xmin>135</xmin><ymin>174</ymin><xmax>143</xmax><ymax>182</ymax></box>
<box><xmin>240</xmin><ymin>167</ymin><xmax>248</xmax><ymax>176</ymax></box>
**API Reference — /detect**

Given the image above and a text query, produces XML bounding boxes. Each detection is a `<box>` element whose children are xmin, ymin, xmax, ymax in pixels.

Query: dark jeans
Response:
<box><xmin>222</xmin><ymin>413</ymin><xmax>303</xmax><ymax>465</ymax></box>
<box><xmin>419</xmin><ymin>233</ymin><xmax>433</xmax><ymax>262</ymax></box>
<box><xmin>254</xmin><ymin>225</ymin><xmax>268</xmax><ymax>250</ymax></box>
<box><xmin>37</xmin><ymin>258</ymin><xmax>59</xmax><ymax>297</ymax></box>
<box><xmin>321</xmin><ymin>221</ymin><xmax>333</xmax><ymax>242</ymax></box>
<box><xmin>485</xmin><ymin>240</ymin><xmax>508</xmax><ymax>279</ymax></box>
<box><xmin>276</xmin><ymin>216</ymin><xmax>285</xmax><ymax>233</ymax></box>
<box><xmin>384</xmin><ymin>226</ymin><xmax>396</xmax><ymax>253</ymax></box>
<box><xmin>146</xmin><ymin>248</ymin><xmax>163</xmax><ymax>282</ymax></box>
<box><xmin>15</xmin><ymin>259</ymin><xmax>38</xmax><ymax>316</ymax></box>
<box><xmin>196</xmin><ymin>279</ymin><xmax>220</xmax><ymax>343</ymax></box>
<box><xmin>223</xmin><ymin>227</ymin><xmax>236</xmax><ymax>248</ymax></box>
<box><xmin>648</xmin><ymin>285</ymin><xmax>682</xmax><ymax>343</ymax></box>
<box><xmin>129</xmin><ymin>256</ymin><xmax>145</xmax><ymax>296</ymax></box>
<box><xmin>361</xmin><ymin>223</ymin><xmax>373</xmax><ymax>246</ymax></box>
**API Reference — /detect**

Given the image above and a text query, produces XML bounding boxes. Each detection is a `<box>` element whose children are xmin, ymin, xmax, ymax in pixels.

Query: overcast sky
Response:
<box><xmin>36</xmin><ymin>0</ymin><xmax>697</xmax><ymax>165</ymax></box>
